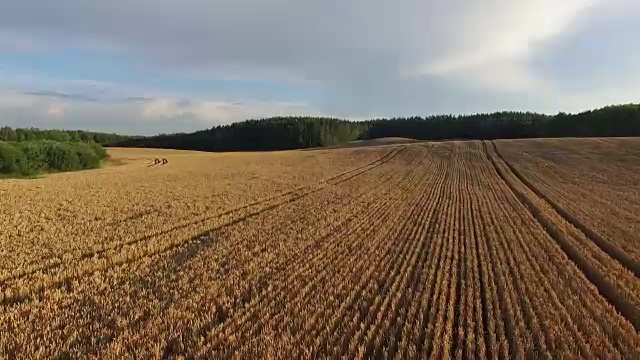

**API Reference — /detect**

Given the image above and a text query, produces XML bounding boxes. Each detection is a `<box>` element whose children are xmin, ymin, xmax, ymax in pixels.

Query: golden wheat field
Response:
<box><xmin>1</xmin><ymin>138</ymin><xmax>640</xmax><ymax>358</ymax></box>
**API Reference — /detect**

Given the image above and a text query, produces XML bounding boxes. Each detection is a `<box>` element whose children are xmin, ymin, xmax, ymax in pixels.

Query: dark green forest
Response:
<box><xmin>116</xmin><ymin>117</ymin><xmax>369</xmax><ymax>151</ymax></box>
<box><xmin>0</xmin><ymin>140</ymin><xmax>109</xmax><ymax>177</ymax></box>
<box><xmin>115</xmin><ymin>104</ymin><xmax>640</xmax><ymax>152</ymax></box>
<box><xmin>0</xmin><ymin>127</ymin><xmax>131</xmax><ymax>145</ymax></box>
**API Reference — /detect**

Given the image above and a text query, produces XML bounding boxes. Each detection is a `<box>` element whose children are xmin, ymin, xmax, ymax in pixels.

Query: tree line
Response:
<box><xmin>115</xmin><ymin>117</ymin><xmax>368</xmax><ymax>151</ymax></box>
<box><xmin>114</xmin><ymin>104</ymin><xmax>640</xmax><ymax>152</ymax></box>
<box><xmin>365</xmin><ymin>104</ymin><xmax>640</xmax><ymax>140</ymax></box>
<box><xmin>0</xmin><ymin>126</ymin><xmax>131</xmax><ymax>145</ymax></box>
<box><xmin>0</xmin><ymin>141</ymin><xmax>109</xmax><ymax>176</ymax></box>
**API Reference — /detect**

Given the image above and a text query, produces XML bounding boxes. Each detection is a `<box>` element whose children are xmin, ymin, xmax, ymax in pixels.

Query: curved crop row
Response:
<box><xmin>494</xmin><ymin>138</ymin><xmax>640</xmax><ymax>267</ymax></box>
<box><xmin>482</xmin><ymin>140</ymin><xmax>640</xmax><ymax>355</ymax></box>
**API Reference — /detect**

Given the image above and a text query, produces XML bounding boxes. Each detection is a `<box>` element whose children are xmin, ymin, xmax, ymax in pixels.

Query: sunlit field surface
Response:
<box><xmin>1</xmin><ymin>139</ymin><xmax>640</xmax><ymax>358</ymax></box>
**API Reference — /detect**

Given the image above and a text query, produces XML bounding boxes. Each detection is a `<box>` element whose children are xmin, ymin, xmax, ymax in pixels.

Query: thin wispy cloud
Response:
<box><xmin>23</xmin><ymin>90</ymin><xmax>102</xmax><ymax>102</ymax></box>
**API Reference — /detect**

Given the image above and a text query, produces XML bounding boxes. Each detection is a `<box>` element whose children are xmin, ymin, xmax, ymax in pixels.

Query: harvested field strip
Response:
<box><xmin>491</xmin><ymin>141</ymin><xmax>640</xmax><ymax>278</ymax></box>
<box><xmin>121</xmin><ymin>146</ymin><xmax>430</xmax><ymax>358</ymax></box>
<box><xmin>483</xmin><ymin>141</ymin><xmax>640</xmax><ymax>335</ymax></box>
<box><xmin>478</xmin><ymin>142</ymin><xmax>640</xmax><ymax>356</ymax></box>
<box><xmin>423</xmin><ymin>144</ymin><xmax>461</xmax><ymax>358</ymax></box>
<box><xmin>494</xmin><ymin>139</ymin><xmax>640</xmax><ymax>268</ymax></box>
<box><xmin>203</xmin><ymin>146</ymin><xmax>442</xmax><ymax>358</ymax></box>
<box><xmin>351</xmin><ymin>147</ymin><xmax>449</xmax><ymax>359</ymax></box>
<box><xmin>115</xmin><ymin>173</ymin><xmax>407</xmax><ymax>356</ymax></box>
<box><xmin>192</xmin><ymin>146</ymin><xmax>436</xmax><ymax>358</ymax></box>
<box><xmin>198</xmin><ymin>150</ymin><xmax>432</xmax><ymax>352</ymax></box>
<box><xmin>157</xmin><ymin>181</ymin><xmax>407</xmax><ymax>356</ymax></box>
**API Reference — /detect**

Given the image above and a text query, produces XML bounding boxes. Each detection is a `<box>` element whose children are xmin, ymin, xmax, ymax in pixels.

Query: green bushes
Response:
<box><xmin>44</xmin><ymin>142</ymin><xmax>81</xmax><ymax>171</ymax></box>
<box><xmin>0</xmin><ymin>142</ymin><xmax>30</xmax><ymax>175</ymax></box>
<box><xmin>14</xmin><ymin>142</ymin><xmax>47</xmax><ymax>174</ymax></box>
<box><xmin>88</xmin><ymin>142</ymin><xmax>108</xmax><ymax>160</ymax></box>
<box><xmin>0</xmin><ymin>140</ymin><xmax>109</xmax><ymax>176</ymax></box>
<box><xmin>70</xmin><ymin>142</ymin><xmax>101</xmax><ymax>169</ymax></box>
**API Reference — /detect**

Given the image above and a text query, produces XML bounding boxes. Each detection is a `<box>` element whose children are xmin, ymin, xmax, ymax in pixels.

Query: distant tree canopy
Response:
<box><xmin>0</xmin><ymin>127</ymin><xmax>132</xmax><ymax>145</ymax></box>
<box><xmin>115</xmin><ymin>117</ymin><xmax>369</xmax><ymax>151</ymax></box>
<box><xmin>365</xmin><ymin>104</ymin><xmax>640</xmax><ymax>140</ymax></box>
<box><xmin>114</xmin><ymin>104</ymin><xmax>640</xmax><ymax>152</ymax></box>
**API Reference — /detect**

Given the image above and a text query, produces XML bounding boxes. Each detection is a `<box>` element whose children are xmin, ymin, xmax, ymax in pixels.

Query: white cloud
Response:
<box><xmin>0</xmin><ymin>0</ymin><xmax>638</xmax><ymax>132</ymax></box>
<box><xmin>0</xmin><ymin>88</ymin><xmax>320</xmax><ymax>134</ymax></box>
<box><xmin>142</xmin><ymin>98</ymin><xmax>179</xmax><ymax>119</ymax></box>
<box><xmin>0</xmin><ymin>91</ymin><xmax>72</xmax><ymax>123</ymax></box>
<box><xmin>0</xmin><ymin>34</ymin><xmax>42</xmax><ymax>53</ymax></box>
<box><xmin>142</xmin><ymin>98</ymin><xmax>319</xmax><ymax>124</ymax></box>
<box><xmin>422</xmin><ymin>0</ymin><xmax>597</xmax><ymax>73</ymax></box>
<box><xmin>414</xmin><ymin>0</ymin><xmax>599</xmax><ymax>92</ymax></box>
<box><xmin>46</xmin><ymin>103</ymin><xmax>66</xmax><ymax>119</ymax></box>
<box><xmin>0</xmin><ymin>91</ymin><xmax>67</xmax><ymax>126</ymax></box>
<box><xmin>0</xmin><ymin>90</ymin><xmax>36</xmax><ymax>108</ymax></box>
<box><xmin>0</xmin><ymin>70</ymin><xmax>168</xmax><ymax>102</ymax></box>
<box><xmin>557</xmin><ymin>83</ymin><xmax>640</xmax><ymax>113</ymax></box>
<box><xmin>0</xmin><ymin>1</ymin><xmax>600</xmax><ymax>88</ymax></box>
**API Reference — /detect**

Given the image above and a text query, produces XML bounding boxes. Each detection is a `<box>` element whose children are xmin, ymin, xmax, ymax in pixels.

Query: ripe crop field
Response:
<box><xmin>1</xmin><ymin>139</ymin><xmax>639</xmax><ymax>358</ymax></box>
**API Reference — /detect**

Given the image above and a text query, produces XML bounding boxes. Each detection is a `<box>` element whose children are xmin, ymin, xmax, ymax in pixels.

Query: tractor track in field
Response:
<box><xmin>0</xmin><ymin>146</ymin><xmax>406</xmax><ymax>308</ymax></box>
<box><xmin>1</xmin><ymin>146</ymin><xmax>405</xmax><ymax>285</ymax></box>
<box><xmin>4</xmin><ymin>140</ymin><xmax>640</xmax><ymax>358</ymax></box>
<box><xmin>162</xmin><ymin>149</ymin><xmax>430</xmax><ymax>356</ymax></box>
<box><xmin>483</xmin><ymin>140</ymin><xmax>640</xmax><ymax>332</ymax></box>
<box><xmin>490</xmin><ymin>141</ymin><xmax>640</xmax><ymax>279</ymax></box>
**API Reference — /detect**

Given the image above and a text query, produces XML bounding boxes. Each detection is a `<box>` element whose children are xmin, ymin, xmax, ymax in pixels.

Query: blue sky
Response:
<box><xmin>0</xmin><ymin>0</ymin><xmax>638</xmax><ymax>135</ymax></box>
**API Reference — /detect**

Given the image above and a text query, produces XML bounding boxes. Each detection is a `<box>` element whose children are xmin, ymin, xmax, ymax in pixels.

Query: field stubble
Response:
<box><xmin>1</xmin><ymin>139</ymin><xmax>639</xmax><ymax>358</ymax></box>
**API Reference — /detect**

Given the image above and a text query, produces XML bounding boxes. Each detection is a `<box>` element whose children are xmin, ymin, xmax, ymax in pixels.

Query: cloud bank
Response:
<box><xmin>0</xmin><ymin>0</ymin><xmax>638</xmax><ymax>133</ymax></box>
